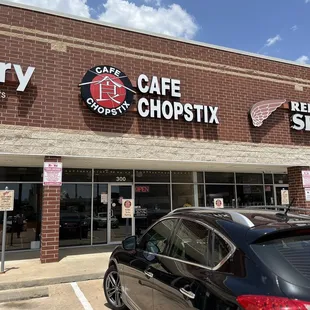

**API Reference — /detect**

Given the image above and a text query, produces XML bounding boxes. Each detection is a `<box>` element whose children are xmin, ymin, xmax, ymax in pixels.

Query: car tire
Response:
<box><xmin>104</xmin><ymin>265</ymin><xmax>126</xmax><ymax>310</ymax></box>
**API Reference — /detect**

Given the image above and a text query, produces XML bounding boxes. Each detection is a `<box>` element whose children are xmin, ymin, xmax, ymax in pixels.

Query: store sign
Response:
<box><xmin>214</xmin><ymin>198</ymin><xmax>224</xmax><ymax>208</ymax></box>
<box><xmin>137</xmin><ymin>75</ymin><xmax>219</xmax><ymax>124</ymax></box>
<box><xmin>79</xmin><ymin>66</ymin><xmax>135</xmax><ymax>117</ymax></box>
<box><xmin>122</xmin><ymin>199</ymin><xmax>134</xmax><ymax>218</ymax></box>
<box><xmin>0</xmin><ymin>62</ymin><xmax>35</xmax><ymax>92</ymax></box>
<box><xmin>305</xmin><ymin>188</ymin><xmax>310</xmax><ymax>202</ymax></box>
<box><xmin>0</xmin><ymin>190</ymin><xmax>14</xmax><ymax>211</ymax></box>
<box><xmin>135</xmin><ymin>186</ymin><xmax>150</xmax><ymax>193</ymax></box>
<box><xmin>79</xmin><ymin>65</ymin><xmax>219</xmax><ymax>124</ymax></box>
<box><xmin>250</xmin><ymin>99</ymin><xmax>286</xmax><ymax>127</ymax></box>
<box><xmin>43</xmin><ymin>162</ymin><xmax>63</xmax><ymax>186</ymax></box>
<box><xmin>290</xmin><ymin>101</ymin><xmax>310</xmax><ymax>131</ymax></box>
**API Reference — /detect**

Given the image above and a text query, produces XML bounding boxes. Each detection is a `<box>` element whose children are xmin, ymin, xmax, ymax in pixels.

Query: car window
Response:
<box><xmin>213</xmin><ymin>233</ymin><xmax>230</xmax><ymax>267</ymax></box>
<box><xmin>169</xmin><ymin>219</ymin><xmax>212</xmax><ymax>266</ymax></box>
<box><xmin>138</xmin><ymin>219</ymin><xmax>177</xmax><ymax>255</ymax></box>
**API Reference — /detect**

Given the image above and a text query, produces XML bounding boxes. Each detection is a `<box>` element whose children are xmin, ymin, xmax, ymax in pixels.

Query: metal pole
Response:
<box><xmin>1</xmin><ymin>186</ymin><xmax>8</xmax><ymax>273</ymax></box>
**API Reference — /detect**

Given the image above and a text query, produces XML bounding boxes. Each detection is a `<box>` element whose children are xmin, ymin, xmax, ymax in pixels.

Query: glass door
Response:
<box><xmin>108</xmin><ymin>184</ymin><xmax>133</xmax><ymax>243</ymax></box>
<box><xmin>275</xmin><ymin>186</ymin><xmax>289</xmax><ymax>206</ymax></box>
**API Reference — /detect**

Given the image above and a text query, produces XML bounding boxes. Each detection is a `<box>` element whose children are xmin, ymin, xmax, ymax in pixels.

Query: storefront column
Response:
<box><xmin>40</xmin><ymin>156</ymin><xmax>62</xmax><ymax>263</ymax></box>
<box><xmin>287</xmin><ymin>166</ymin><xmax>310</xmax><ymax>209</ymax></box>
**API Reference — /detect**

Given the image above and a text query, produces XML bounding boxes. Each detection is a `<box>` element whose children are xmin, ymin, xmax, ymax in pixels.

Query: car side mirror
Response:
<box><xmin>122</xmin><ymin>236</ymin><xmax>137</xmax><ymax>251</ymax></box>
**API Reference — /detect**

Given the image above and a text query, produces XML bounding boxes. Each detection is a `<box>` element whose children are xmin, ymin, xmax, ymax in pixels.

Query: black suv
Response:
<box><xmin>104</xmin><ymin>207</ymin><xmax>310</xmax><ymax>310</ymax></box>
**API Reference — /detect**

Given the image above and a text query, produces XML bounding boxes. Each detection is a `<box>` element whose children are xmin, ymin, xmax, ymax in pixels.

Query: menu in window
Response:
<box><xmin>0</xmin><ymin>190</ymin><xmax>14</xmax><ymax>211</ymax></box>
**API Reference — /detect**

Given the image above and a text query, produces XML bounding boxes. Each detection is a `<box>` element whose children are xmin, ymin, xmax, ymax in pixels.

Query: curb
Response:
<box><xmin>0</xmin><ymin>272</ymin><xmax>104</xmax><ymax>291</ymax></box>
<box><xmin>0</xmin><ymin>286</ymin><xmax>49</xmax><ymax>303</ymax></box>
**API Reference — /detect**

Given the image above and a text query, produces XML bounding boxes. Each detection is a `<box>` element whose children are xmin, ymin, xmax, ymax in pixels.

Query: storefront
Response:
<box><xmin>1</xmin><ymin>2</ymin><xmax>310</xmax><ymax>262</ymax></box>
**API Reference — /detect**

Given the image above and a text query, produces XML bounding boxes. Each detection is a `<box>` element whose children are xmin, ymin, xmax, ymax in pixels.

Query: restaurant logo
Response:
<box><xmin>79</xmin><ymin>65</ymin><xmax>136</xmax><ymax>117</ymax></box>
<box><xmin>250</xmin><ymin>99</ymin><xmax>286</xmax><ymax>127</ymax></box>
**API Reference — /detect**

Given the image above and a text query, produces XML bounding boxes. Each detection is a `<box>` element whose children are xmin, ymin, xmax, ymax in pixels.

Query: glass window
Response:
<box><xmin>197</xmin><ymin>185</ymin><xmax>205</xmax><ymax>207</ymax></box>
<box><xmin>0</xmin><ymin>167</ymin><xmax>42</xmax><ymax>182</ymax></box>
<box><xmin>62</xmin><ymin>169</ymin><xmax>92</xmax><ymax>183</ymax></box>
<box><xmin>237</xmin><ymin>185</ymin><xmax>264</xmax><ymax>207</ymax></box>
<box><xmin>170</xmin><ymin>220</ymin><xmax>212</xmax><ymax>266</ymax></box>
<box><xmin>92</xmin><ymin>184</ymin><xmax>108</xmax><ymax>244</ymax></box>
<box><xmin>172</xmin><ymin>171</ymin><xmax>194</xmax><ymax>183</ymax></box>
<box><xmin>139</xmin><ymin>219</ymin><xmax>177</xmax><ymax>255</ymax></box>
<box><xmin>236</xmin><ymin>173</ymin><xmax>263</xmax><ymax>184</ymax></box>
<box><xmin>213</xmin><ymin>233</ymin><xmax>230</xmax><ymax>267</ymax></box>
<box><xmin>135</xmin><ymin>170</ymin><xmax>170</xmax><ymax>183</ymax></box>
<box><xmin>265</xmin><ymin>185</ymin><xmax>275</xmax><ymax>205</ymax></box>
<box><xmin>264</xmin><ymin>174</ymin><xmax>273</xmax><ymax>184</ymax></box>
<box><xmin>197</xmin><ymin>172</ymin><xmax>204</xmax><ymax>183</ymax></box>
<box><xmin>172</xmin><ymin>184</ymin><xmax>195</xmax><ymax>209</ymax></box>
<box><xmin>206</xmin><ymin>185</ymin><xmax>236</xmax><ymax>207</ymax></box>
<box><xmin>135</xmin><ymin>184</ymin><xmax>171</xmax><ymax>236</ymax></box>
<box><xmin>205</xmin><ymin>172</ymin><xmax>234</xmax><ymax>184</ymax></box>
<box><xmin>274</xmin><ymin>174</ymin><xmax>288</xmax><ymax>184</ymax></box>
<box><xmin>60</xmin><ymin>184</ymin><xmax>92</xmax><ymax>246</ymax></box>
<box><xmin>94</xmin><ymin>169</ymin><xmax>133</xmax><ymax>182</ymax></box>
<box><xmin>0</xmin><ymin>183</ymin><xmax>42</xmax><ymax>251</ymax></box>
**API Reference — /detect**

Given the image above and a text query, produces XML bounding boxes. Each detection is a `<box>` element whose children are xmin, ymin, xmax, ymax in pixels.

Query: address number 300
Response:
<box><xmin>116</xmin><ymin>177</ymin><xmax>127</xmax><ymax>182</ymax></box>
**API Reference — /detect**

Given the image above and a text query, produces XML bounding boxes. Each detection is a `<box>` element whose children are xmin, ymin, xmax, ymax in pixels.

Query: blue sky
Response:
<box><xmin>7</xmin><ymin>0</ymin><xmax>310</xmax><ymax>64</ymax></box>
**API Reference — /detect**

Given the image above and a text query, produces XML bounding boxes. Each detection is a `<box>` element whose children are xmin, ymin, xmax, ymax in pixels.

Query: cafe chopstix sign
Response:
<box><xmin>79</xmin><ymin>65</ymin><xmax>219</xmax><ymax>124</ymax></box>
<box><xmin>250</xmin><ymin>99</ymin><xmax>310</xmax><ymax>131</ymax></box>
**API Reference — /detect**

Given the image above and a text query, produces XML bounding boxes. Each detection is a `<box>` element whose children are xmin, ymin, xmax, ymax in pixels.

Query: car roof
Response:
<box><xmin>167</xmin><ymin>207</ymin><xmax>310</xmax><ymax>231</ymax></box>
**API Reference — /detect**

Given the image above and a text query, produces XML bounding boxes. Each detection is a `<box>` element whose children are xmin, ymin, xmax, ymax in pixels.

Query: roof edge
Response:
<box><xmin>1</xmin><ymin>0</ymin><xmax>309</xmax><ymax>69</ymax></box>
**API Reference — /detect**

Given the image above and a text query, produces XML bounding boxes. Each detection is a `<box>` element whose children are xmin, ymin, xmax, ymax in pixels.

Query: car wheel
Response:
<box><xmin>104</xmin><ymin>265</ymin><xmax>126</xmax><ymax>310</ymax></box>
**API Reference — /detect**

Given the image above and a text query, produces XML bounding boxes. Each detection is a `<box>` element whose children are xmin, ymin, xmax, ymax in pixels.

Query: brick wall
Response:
<box><xmin>1</xmin><ymin>4</ymin><xmax>310</xmax><ymax>147</ymax></box>
<box><xmin>40</xmin><ymin>156</ymin><xmax>61</xmax><ymax>263</ymax></box>
<box><xmin>288</xmin><ymin>166</ymin><xmax>310</xmax><ymax>210</ymax></box>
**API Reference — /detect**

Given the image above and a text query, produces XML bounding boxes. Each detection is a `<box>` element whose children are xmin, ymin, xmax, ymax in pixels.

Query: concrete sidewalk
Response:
<box><xmin>0</xmin><ymin>246</ymin><xmax>115</xmax><ymax>290</ymax></box>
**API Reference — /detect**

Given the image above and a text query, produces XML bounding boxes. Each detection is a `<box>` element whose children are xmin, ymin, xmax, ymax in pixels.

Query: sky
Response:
<box><xmin>5</xmin><ymin>0</ymin><xmax>310</xmax><ymax>65</ymax></box>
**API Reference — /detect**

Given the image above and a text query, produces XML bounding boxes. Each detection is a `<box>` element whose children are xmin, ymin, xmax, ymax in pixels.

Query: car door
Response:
<box><xmin>122</xmin><ymin>218</ymin><xmax>178</xmax><ymax>310</ymax></box>
<box><xmin>151</xmin><ymin>219</ymin><xmax>218</xmax><ymax>310</ymax></box>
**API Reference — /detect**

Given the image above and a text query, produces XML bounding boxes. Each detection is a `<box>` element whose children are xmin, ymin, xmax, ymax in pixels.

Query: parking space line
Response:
<box><xmin>70</xmin><ymin>282</ymin><xmax>93</xmax><ymax>310</ymax></box>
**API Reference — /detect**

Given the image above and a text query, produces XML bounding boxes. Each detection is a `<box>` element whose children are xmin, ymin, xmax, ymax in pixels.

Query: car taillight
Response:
<box><xmin>237</xmin><ymin>295</ymin><xmax>310</xmax><ymax>310</ymax></box>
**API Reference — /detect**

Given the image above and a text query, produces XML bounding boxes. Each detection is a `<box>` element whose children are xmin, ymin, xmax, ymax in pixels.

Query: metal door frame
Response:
<box><xmin>108</xmin><ymin>183</ymin><xmax>134</xmax><ymax>244</ymax></box>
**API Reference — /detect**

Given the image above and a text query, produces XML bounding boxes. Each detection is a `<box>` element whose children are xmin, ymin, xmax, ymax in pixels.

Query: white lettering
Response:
<box><xmin>291</xmin><ymin>114</ymin><xmax>305</xmax><ymax>130</ymax></box>
<box><xmin>171</xmin><ymin>79</ymin><xmax>181</xmax><ymax>98</ymax></box>
<box><xmin>173</xmin><ymin>102</ymin><xmax>183</xmax><ymax>120</ymax></box>
<box><xmin>95</xmin><ymin>67</ymin><xmax>102</xmax><ymax>74</ymax></box>
<box><xmin>162</xmin><ymin>101</ymin><xmax>173</xmax><ymax>119</ymax></box>
<box><xmin>290</xmin><ymin>101</ymin><xmax>300</xmax><ymax>112</ymax></box>
<box><xmin>138</xmin><ymin>98</ymin><xmax>149</xmax><ymax>117</ymax></box>
<box><xmin>149</xmin><ymin>76</ymin><xmax>161</xmax><ymax>95</ymax></box>
<box><xmin>194</xmin><ymin>104</ymin><xmax>204</xmax><ymax>122</ymax></box>
<box><xmin>300</xmin><ymin>102</ymin><xmax>308</xmax><ymax>113</ymax></box>
<box><xmin>115</xmin><ymin>70</ymin><xmax>121</xmax><ymax>77</ymax></box>
<box><xmin>161</xmin><ymin>78</ymin><xmax>170</xmax><ymax>96</ymax></box>
<box><xmin>97</xmin><ymin>107</ymin><xmax>105</xmax><ymax>114</ymax></box>
<box><xmin>150</xmin><ymin>99</ymin><xmax>161</xmax><ymax>118</ymax></box>
<box><xmin>14</xmin><ymin>64</ymin><xmax>35</xmax><ymax>92</ymax></box>
<box><xmin>203</xmin><ymin>106</ymin><xmax>209</xmax><ymax>123</ymax></box>
<box><xmin>209</xmin><ymin>106</ymin><xmax>219</xmax><ymax>124</ymax></box>
<box><xmin>137</xmin><ymin>74</ymin><xmax>149</xmax><ymax>93</ymax></box>
<box><xmin>0</xmin><ymin>63</ymin><xmax>11</xmax><ymax>83</ymax></box>
<box><xmin>184</xmin><ymin>103</ymin><xmax>194</xmax><ymax>122</ymax></box>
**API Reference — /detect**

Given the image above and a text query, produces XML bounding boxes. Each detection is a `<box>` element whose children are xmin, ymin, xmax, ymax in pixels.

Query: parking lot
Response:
<box><xmin>0</xmin><ymin>280</ymin><xmax>109</xmax><ymax>310</ymax></box>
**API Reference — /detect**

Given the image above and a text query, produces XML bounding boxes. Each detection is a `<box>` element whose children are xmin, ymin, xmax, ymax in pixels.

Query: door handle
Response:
<box><xmin>144</xmin><ymin>270</ymin><xmax>153</xmax><ymax>279</ymax></box>
<box><xmin>180</xmin><ymin>287</ymin><xmax>195</xmax><ymax>299</ymax></box>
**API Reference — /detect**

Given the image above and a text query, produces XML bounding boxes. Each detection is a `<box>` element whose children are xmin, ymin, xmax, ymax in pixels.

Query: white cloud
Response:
<box><xmin>296</xmin><ymin>55</ymin><xmax>309</xmax><ymax>64</ymax></box>
<box><xmin>98</xmin><ymin>0</ymin><xmax>198</xmax><ymax>39</ymax></box>
<box><xmin>144</xmin><ymin>0</ymin><xmax>161</xmax><ymax>7</ymax></box>
<box><xmin>7</xmin><ymin>0</ymin><xmax>91</xmax><ymax>18</ymax></box>
<box><xmin>265</xmin><ymin>34</ymin><xmax>281</xmax><ymax>47</ymax></box>
<box><xmin>291</xmin><ymin>25</ymin><xmax>298</xmax><ymax>31</ymax></box>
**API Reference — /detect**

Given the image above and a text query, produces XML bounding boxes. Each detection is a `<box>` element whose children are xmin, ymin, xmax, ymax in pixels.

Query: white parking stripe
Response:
<box><xmin>70</xmin><ymin>282</ymin><xmax>93</xmax><ymax>310</ymax></box>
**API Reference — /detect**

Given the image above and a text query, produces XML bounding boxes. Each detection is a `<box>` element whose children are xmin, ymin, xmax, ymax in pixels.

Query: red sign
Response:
<box><xmin>135</xmin><ymin>186</ymin><xmax>150</xmax><ymax>193</ymax></box>
<box><xmin>302</xmin><ymin>171</ymin><xmax>310</xmax><ymax>188</ymax></box>
<box><xmin>43</xmin><ymin>162</ymin><xmax>62</xmax><ymax>186</ymax></box>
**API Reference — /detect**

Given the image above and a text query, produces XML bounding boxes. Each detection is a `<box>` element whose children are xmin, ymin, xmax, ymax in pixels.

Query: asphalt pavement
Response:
<box><xmin>0</xmin><ymin>279</ymin><xmax>110</xmax><ymax>310</ymax></box>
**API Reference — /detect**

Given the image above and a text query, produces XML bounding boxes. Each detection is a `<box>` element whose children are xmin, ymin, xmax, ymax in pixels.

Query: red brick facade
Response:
<box><xmin>1</xmin><ymin>4</ymin><xmax>310</xmax><ymax>146</ymax></box>
<box><xmin>1</xmin><ymin>3</ymin><xmax>310</xmax><ymax>262</ymax></box>
<box><xmin>40</xmin><ymin>156</ymin><xmax>61</xmax><ymax>263</ymax></box>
